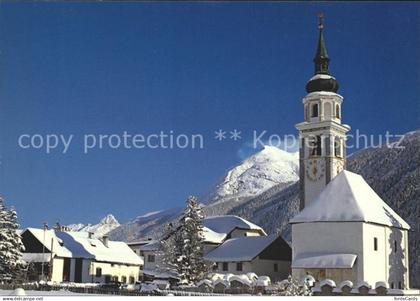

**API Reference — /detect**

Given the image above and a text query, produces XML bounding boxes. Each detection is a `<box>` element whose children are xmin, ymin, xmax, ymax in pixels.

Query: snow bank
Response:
<box><xmin>356</xmin><ymin>281</ymin><xmax>371</xmax><ymax>289</ymax></box>
<box><xmin>320</xmin><ymin>279</ymin><xmax>336</xmax><ymax>288</ymax></box>
<box><xmin>339</xmin><ymin>280</ymin><xmax>353</xmax><ymax>289</ymax></box>
<box><xmin>256</xmin><ymin>276</ymin><xmax>271</xmax><ymax>287</ymax></box>
<box><xmin>229</xmin><ymin>275</ymin><xmax>253</xmax><ymax>287</ymax></box>
<box><xmin>375</xmin><ymin>281</ymin><xmax>388</xmax><ymax>289</ymax></box>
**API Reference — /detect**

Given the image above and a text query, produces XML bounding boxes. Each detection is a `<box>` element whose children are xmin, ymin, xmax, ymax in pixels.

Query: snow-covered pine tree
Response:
<box><xmin>0</xmin><ymin>197</ymin><xmax>26</xmax><ymax>282</ymax></box>
<box><xmin>178</xmin><ymin>196</ymin><xmax>210</xmax><ymax>285</ymax></box>
<box><xmin>158</xmin><ymin>223</ymin><xmax>184</xmax><ymax>277</ymax></box>
<box><xmin>159</xmin><ymin>196</ymin><xmax>210</xmax><ymax>285</ymax></box>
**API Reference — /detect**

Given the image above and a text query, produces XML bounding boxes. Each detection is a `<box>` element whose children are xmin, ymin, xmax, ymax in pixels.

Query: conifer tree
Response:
<box><xmin>0</xmin><ymin>197</ymin><xmax>25</xmax><ymax>282</ymax></box>
<box><xmin>159</xmin><ymin>196</ymin><xmax>210</xmax><ymax>285</ymax></box>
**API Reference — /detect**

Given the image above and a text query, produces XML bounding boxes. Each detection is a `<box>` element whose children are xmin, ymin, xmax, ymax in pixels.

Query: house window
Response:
<box><xmin>398</xmin><ymin>282</ymin><xmax>402</xmax><ymax>289</ymax></box>
<box><xmin>112</xmin><ymin>276</ymin><xmax>119</xmax><ymax>282</ymax></box>
<box><xmin>236</xmin><ymin>262</ymin><xmax>243</xmax><ymax>271</ymax></box>
<box><xmin>129</xmin><ymin>276</ymin><xmax>135</xmax><ymax>284</ymax></box>
<box><xmin>147</xmin><ymin>255</ymin><xmax>155</xmax><ymax>262</ymax></box>
<box><xmin>311</xmin><ymin>103</ymin><xmax>319</xmax><ymax>117</ymax></box>
<box><xmin>121</xmin><ymin>276</ymin><xmax>127</xmax><ymax>284</ymax></box>
<box><xmin>140</xmin><ymin>251</ymin><xmax>144</xmax><ymax>256</ymax></box>
<box><xmin>95</xmin><ymin>267</ymin><xmax>102</xmax><ymax>277</ymax></box>
<box><xmin>374</xmin><ymin>237</ymin><xmax>378</xmax><ymax>251</ymax></box>
<box><xmin>274</xmin><ymin>263</ymin><xmax>278</xmax><ymax>272</ymax></box>
<box><xmin>212</xmin><ymin>263</ymin><xmax>218</xmax><ymax>271</ymax></box>
<box><xmin>222</xmin><ymin>262</ymin><xmax>228</xmax><ymax>271</ymax></box>
<box><xmin>391</xmin><ymin>282</ymin><xmax>394</xmax><ymax>289</ymax></box>
<box><xmin>394</xmin><ymin>240</ymin><xmax>397</xmax><ymax>253</ymax></box>
<box><xmin>336</xmin><ymin>104</ymin><xmax>340</xmax><ymax>118</ymax></box>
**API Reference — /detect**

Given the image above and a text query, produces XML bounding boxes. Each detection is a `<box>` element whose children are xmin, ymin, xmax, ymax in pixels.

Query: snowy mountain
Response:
<box><xmin>109</xmin><ymin>146</ymin><xmax>299</xmax><ymax>241</ymax></box>
<box><xmin>66</xmin><ymin>214</ymin><xmax>120</xmax><ymax>238</ymax></box>
<box><xmin>202</xmin><ymin>146</ymin><xmax>299</xmax><ymax>217</ymax></box>
<box><xmin>206</xmin><ymin>146</ymin><xmax>299</xmax><ymax>204</ymax></box>
<box><xmin>109</xmin><ymin>208</ymin><xmax>182</xmax><ymax>242</ymax></box>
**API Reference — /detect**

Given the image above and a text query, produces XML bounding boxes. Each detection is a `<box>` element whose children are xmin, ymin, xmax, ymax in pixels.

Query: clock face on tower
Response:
<box><xmin>306</xmin><ymin>159</ymin><xmax>325</xmax><ymax>181</ymax></box>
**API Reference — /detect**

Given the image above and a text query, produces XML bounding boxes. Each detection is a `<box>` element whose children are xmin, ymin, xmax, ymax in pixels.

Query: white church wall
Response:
<box><xmin>363</xmin><ymin>224</ymin><xmax>409</xmax><ymax>289</ymax></box>
<box><xmin>361</xmin><ymin>223</ymin><xmax>387</xmax><ymax>286</ymax></box>
<box><xmin>361</xmin><ymin>223</ymin><xmax>409</xmax><ymax>289</ymax></box>
<box><xmin>292</xmin><ymin>222</ymin><xmax>363</xmax><ymax>282</ymax></box>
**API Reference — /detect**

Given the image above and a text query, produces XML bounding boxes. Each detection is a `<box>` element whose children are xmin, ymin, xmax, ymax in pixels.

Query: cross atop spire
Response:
<box><xmin>318</xmin><ymin>12</ymin><xmax>324</xmax><ymax>30</ymax></box>
<box><xmin>314</xmin><ymin>12</ymin><xmax>330</xmax><ymax>74</ymax></box>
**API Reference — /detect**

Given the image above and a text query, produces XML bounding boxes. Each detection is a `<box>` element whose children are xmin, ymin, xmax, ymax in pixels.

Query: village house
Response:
<box><xmin>127</xmin><ymin>215</ymin><xmax>291</xmax><ymax>282</ymax></box>
<box><xmin>204</xmin><ymin>234</ymin><xmax>291</xmax><ymax>281</ymax></box>
<box><xmin>21</xmin><ymin>228</ymin><xmax>143</xmax><ymax>284</ymax></box>
<box><xmin>127</xmin><ymin>239</ymin><xmax>160</xmax><ymax>281</ymax></box>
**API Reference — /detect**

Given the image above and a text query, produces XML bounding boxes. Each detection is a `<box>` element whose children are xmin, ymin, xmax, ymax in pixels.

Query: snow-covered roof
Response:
<box><xmin>203</xmin><ymin>215</ymin><xmax>266</xmax><ymax>236</ymax></box>
<box><xmin>55</xmin><ymin>231</ymin><xmax>142</xmax><ymax>265</ymax></box>
<box><xmin>290</xmin><ymin>171</ymin><xmax>410</xmax><ymax>230</ymax></box>
<box><xmin>202</xmin><ymin>227</ymin><xmax>227</xmax><ymax>244</ymax></box>
<box><xmin>204</xmin><ymin>235</ymin><xmax>279</xmax><ymax>262</ymax></box>
<box><xmin>292</xmin><ymin>253</ymin><xmax>357</xmax><ymax>269</ymax></box>
<box><xmin>22</xmin><ymin>228</ymin><xmax>142</xmax><ymax>265</ymax></box>
<box><xmin>139</xmin><ymin>240</ymin><xmax>160</xmax><ymax>251</ymax></box>
<box><xmin>24</xmin><ymin>228</ymin><xmax>73</xmax><ymax>258</ymax></box>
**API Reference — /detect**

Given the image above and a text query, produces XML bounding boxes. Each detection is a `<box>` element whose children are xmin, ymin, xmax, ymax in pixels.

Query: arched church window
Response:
<box><xmin>310</xmin><ymin>135</ymin><xmax>322</xmax><ymax>156</ymax></box>
<box><xmin>311</xmin><ymin>103</ymin><xmax>318</xmax><ymax>117</ymax></box>
<box><xmin>335</xmin><ymin>104</ymin><xmax>340</xmax><ymax>119</ymax></box>
<box><xmin>334</xmin><ymin>137</ymin><xmax>341</xmax><ymax>157</ymax></box>
<box><xmin>324</xmin><ymin>102</ymin><xmax>332</xmax><ymax>118</ymax></box>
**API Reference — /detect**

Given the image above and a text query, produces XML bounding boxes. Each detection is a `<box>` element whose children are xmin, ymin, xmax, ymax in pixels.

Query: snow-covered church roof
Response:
<box><xmin>290</xmin><ymin>171</ymin><xmax>410</xmax><ymax>229</ymax></box>
<box><xmin>203</xmin><ymin>215</ymin><xmax>266</xmax><ymax>236</ymax></box>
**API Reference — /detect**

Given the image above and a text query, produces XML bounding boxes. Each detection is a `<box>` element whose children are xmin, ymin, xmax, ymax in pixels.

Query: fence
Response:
<box><xmin>0</xmin><ymin>284</ymin><xmax>229</xmax><ymax>296</ymax></box>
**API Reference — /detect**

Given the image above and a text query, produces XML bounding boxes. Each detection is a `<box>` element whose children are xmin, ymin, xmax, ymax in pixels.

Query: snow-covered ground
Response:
<box><xmin>0</xmin><ymin>289</ymin><xmax>91</xmax><ymax>296</ymax></box>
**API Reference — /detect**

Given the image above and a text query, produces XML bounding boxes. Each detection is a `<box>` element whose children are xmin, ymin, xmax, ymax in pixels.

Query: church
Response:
<box><xmin>290</xmin><ymin>17</ymin><xmax>410</xmax><ymax>289</ymax></box>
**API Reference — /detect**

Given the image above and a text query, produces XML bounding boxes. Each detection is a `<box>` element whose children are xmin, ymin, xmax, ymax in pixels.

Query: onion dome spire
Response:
<box><xmin>306</xmin><ymin>13</ymin><xmax>339</xmax><ymax>93</ymax></box>
<box><xmin>314</xmin><ymin>14</ymin><xmax>330</xmax><ymax>74</ymax></box>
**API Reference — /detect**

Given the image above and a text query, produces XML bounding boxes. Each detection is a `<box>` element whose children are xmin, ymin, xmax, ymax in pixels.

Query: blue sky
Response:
<box><xmin>0</xmin><ymin>2</ymin><xmax>418</xmax><ymax>227</ymax></box>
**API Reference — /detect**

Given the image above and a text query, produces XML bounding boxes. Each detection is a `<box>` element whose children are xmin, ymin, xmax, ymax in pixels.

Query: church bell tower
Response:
<box><xmin>296</xmin><ymin>14</ymin><xmax>351</xmax><ymax>210</ymax></box>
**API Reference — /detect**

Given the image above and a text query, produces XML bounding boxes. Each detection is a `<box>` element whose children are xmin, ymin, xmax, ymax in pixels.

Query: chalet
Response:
<box><xmin>204</xmin><ymin>234</ymin><xmax>291</xmax><ymax>281</ymax></box>
<box><xmin>21</xmin><ymin>228</ymin><xmax>143</xmax><ymax>284</ymax></box>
